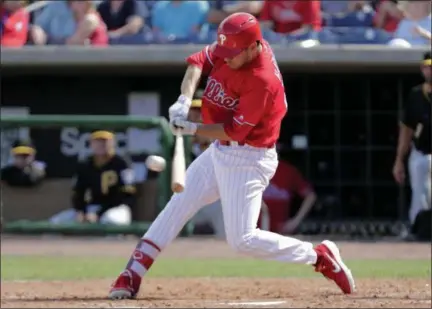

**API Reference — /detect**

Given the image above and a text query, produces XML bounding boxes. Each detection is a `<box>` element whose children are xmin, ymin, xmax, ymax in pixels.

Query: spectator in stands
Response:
<box><xmin>50</xmin><ymin>130</ymin><xmax>135</xmax><ymax>225</ymax></box>
<box><xmin>1</xmin><ymin>140</ymin><xmax>46</xmax><ymax>188</ymax></box>
<box><xmin>259</xmin><ymin>0</ymin><xmax>321</xmax><ymax>35</ymax></box>
<box><xmin>373</xmin><ymin>0</ymin><xmax>404</xmax><ymax>33</ymax></box>
<box><xmin>0</xmin><ymin>0</ymin><xmax>29</xmax><ymax>47</ymax></box>
<box><xmin>30</xmin><ymin>0</ymin><xmax>108</xmax><ymax>46</ymax></box>
<box><xmin>151</xmin><ymin>0</ymin><xmax>209</xmax><ymax>43</ymax></box>
<box><xmin>204</xmin><ymin>1</ymin><xmax>263</xmax><ymax>41</ymax></box>
<box><xmin>388</xmin><ymin>0</ymin><xmax>431</xmax><ymax>47</ymax></box>
<box><xmin>260</xmin><ymin>160</ymin><xmax>317</xmax><ymax>235</ymax></box>
<box><xmin>97</xmin><ymin>0</ymin><xmax>149</xmax><ymax>45</ymax></box>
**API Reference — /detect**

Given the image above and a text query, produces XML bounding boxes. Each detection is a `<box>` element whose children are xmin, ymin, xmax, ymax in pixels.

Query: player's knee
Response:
<box><xmin>226</xmin><ymin>231</ymin><xmax>256</xmax><ymax>254</ymax></box>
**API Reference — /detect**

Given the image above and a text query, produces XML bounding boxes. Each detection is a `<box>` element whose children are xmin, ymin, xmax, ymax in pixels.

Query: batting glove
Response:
<box><xmin>170</xmin><ymin>118</ymin><xmax>198</xmax><ymax>136</ymax></box>
<box><xmin>168</xmin><ymin>95</ymin><xmax>191</xmax><ymax>122</ymax></box>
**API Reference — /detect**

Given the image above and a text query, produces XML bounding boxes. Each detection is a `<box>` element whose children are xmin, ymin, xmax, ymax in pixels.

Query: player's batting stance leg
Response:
<box><xmin>109</xmin><ymin>148</ymin><xmax>220</xmax><ymax>299</ymax></box>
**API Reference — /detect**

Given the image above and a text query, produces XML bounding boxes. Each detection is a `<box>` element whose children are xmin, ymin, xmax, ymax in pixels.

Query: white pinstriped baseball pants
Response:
<box><xmin>144</xmin><ymin>141</ymin><xmax>317</xmax><ymax>264</ymax></box>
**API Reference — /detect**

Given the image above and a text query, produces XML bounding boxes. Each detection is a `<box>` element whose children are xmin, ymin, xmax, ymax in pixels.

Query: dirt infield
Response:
<box><xmin>1</xmin><ymin>236</ymin><xmax>431</xmax><ymax>308</ymax></box>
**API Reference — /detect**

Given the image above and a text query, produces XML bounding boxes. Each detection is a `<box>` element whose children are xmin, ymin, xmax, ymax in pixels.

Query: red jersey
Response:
<box><xmin>259</xmin><ymin>0</ymin><xmax>321</xmax><ymax>34</ymax></box>
<box><xmin>373</xmin><ymin>0</ymin><xmax>400</xmax><ymax>33</ymax></box>
<box><xmin>186</xmin><ymin>41</ymin><xmax>287</xmax><ymax>148</ymax></box>
<box><xmin>1</xmin><ymin>7</ymin><xmax>29</xmax><ymax>47</ymax></box>
<box><xmin>261</xmin><ymin>160</ymin><xmax>313</xmax><ymax>233</ymax></box>
<box><xmin>88</xmin><ymin>13</ymin><xmax>108</xmax><ymax>46</ymax></box>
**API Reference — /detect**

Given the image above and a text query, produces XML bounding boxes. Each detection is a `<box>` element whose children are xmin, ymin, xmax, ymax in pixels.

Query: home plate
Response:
<box><xmin>222</xmin><ymin>300</ymin><xmax>287</xmax><ymax>307</ymax></box>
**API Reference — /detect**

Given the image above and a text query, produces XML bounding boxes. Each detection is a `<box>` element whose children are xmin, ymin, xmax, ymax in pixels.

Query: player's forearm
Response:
<box><xmin>195</xmin><ymin>123</ymin><xmax>232</xmax><ymax>141</ymax></box>
<box><xmin>294</xmin><ymin>192</ymin><xmax>317</xmax><ymax>222</ymax></box>
<box><xmin>395</xmin><ymin>123</ymin><xmax>413</xmax><ymax>162</ymax></box>
<box><xmin>180</xmin><ymin>65</ymin><xmax>202</xmax><ymax>99</ymax></box>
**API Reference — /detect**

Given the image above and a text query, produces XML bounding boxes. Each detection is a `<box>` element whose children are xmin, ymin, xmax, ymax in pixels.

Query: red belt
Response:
<box><xmin>219</xmin><ymin>140</ymin><xmax>275</xmax><ymax>149</ymax></box>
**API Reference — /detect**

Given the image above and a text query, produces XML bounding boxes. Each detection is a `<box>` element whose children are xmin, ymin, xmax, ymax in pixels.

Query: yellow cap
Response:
<box><xmin>191</xmin><ymin>99</ymin><xmax>202</xmax><ymax>109</ymax></box>
<box><xmin>423</xmin><ymin>59</ymin><xmax>431</xmax><ymax>66</ymax></box>
<box><xmin>91</xmin><ymin>130</ymin><xmax>114</xmax><ymax>140</ymax></box>
<box><xmin>12</xmin><ymin>146</ymin><xmax>35</xmax><ymax>155</ymax></box>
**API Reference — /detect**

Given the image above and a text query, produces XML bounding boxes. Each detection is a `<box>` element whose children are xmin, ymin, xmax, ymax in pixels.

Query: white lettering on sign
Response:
<box><xmin>0</xmin><ymin>107</ymin><xmax>30</xmax><ymax>168</ymax></box>
<box><xmin>60</xmin><ymin>127</ymin><xmax>128</xmax><ymax>160</ymax></box>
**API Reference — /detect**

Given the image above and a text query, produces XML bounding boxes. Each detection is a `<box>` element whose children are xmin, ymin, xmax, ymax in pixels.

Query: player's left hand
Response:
<box><xmin>170</xmin><ymin>118</ymin><xmax>198</xmax><ymax>135</ymax></box>
<box><xmin>168</xmin><ymin>95</ymin><xmax>192</xmax><ymax>122</ymax></box>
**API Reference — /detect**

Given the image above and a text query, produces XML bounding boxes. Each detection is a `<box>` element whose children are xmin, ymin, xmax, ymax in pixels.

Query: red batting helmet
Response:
<box><xmin>213</xmin><ymin>12</ymin><xmax>263</xmax><ymax>59</ymax></box>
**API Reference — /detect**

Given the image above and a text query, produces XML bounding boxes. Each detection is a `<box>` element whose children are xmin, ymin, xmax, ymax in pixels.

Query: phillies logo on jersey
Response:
<box><xmin>203</xmin><ymin>77</ymin><xmax>239</xmax><ymax>110</ymax></box>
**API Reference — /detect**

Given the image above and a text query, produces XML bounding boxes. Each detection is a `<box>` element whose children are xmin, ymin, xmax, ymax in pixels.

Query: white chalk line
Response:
<box><xmin>3</xmin><ymin>284</ymin><xmax>286</xmax><ymax>308</ymax></box>
<box><xmin>217</xmin><ymin>300</ymin><xmax>287</xmax><ymax>307</ymax></box>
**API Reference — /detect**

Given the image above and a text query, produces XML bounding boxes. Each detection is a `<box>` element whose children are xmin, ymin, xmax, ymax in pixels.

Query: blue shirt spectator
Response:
<box><xmin>392</xmin><ymin>14</ymin><xmax>431</xmax><ymax>46</ymax></box>
<box><xmin>33</xmin><ymin>1</ymin><xmax>76</xmax><ymax>40</ymax></box>
<box><xmin>152</xmin><ymin>0</ymin><xmax>209</xmax><ymax>42</ymax></box>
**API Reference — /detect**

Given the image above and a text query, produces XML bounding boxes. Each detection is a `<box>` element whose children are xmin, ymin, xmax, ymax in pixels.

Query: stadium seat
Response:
<box><xmin>320</xmin><ymin>27</ymin><xmax>392</xmax><ymax>45</ymax></box>
<box><xmin>326</xmin><ymin>10</ymin><xmax>375</xmax><ymax>27</ymax></box>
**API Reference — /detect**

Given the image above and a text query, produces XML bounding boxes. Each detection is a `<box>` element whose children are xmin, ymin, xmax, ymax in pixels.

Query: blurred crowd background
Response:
<box><xmin>1</xmin><ymin>0</ymin><xmax>431</xmax><ymax>47</ymax></box>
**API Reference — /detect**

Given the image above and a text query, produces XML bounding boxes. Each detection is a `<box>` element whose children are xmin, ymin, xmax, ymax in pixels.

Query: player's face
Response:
<box><xmin>224</xmin><ymin>51</ymin><xmax>248</xmax><ymax>69</ymax></box>
<box><xmin>91</xmin><ymin>138</ymin><xmax>113</xmax><ymax>156</ymax></box>
<box><xmin>13</xmin><ymin>154</ymin><xmax>32</xmax><ymax>168</ymax></box>
<box><xmin>224</xmin><ymin>43</ymin><xmax>259</xmax><ymax>70</ymax></box>
<box><xmin>421</xmin><ymin>64</ymin><xmax>431</xmax><ymax>83</ymax></box>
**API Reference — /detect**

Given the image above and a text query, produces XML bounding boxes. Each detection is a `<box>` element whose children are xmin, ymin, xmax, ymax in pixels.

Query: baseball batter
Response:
<box><xmin>109</xmin><ymin>13</ymin><xmax>355</xmax><ymax>299</ymax></box>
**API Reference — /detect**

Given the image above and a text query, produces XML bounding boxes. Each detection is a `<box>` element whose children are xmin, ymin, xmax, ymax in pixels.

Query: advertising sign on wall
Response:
<box><xmin>0</xmin><ymin>107</ymin><xmax>30</xmax><ymax>168</ymax></box>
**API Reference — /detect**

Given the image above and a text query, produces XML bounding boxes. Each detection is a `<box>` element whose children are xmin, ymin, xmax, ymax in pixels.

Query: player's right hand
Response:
<box><xmin>392</xmin><ymin>160</ymin><xmax>405</xmax><ymax>185</ymax></box>
<box><xmin>168</xmin><ymin>95</ymin><xmax>192</xmax><ymax>122</ymax></box>
<box><xmin>170</xmin><ymin>118</ymin><xmax>198</xmax><ymax>135</ymax></box>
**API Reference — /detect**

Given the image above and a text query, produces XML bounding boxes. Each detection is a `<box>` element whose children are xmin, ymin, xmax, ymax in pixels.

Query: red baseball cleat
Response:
<box><xmin>314</xmin><ymin>240</ymin><xmax>356</xmax><ymax>294</ymax></box>
<box><xmin>108</xmin><ymin>270</ymin><xmax>141</xmax><ymax>299</ymax></box>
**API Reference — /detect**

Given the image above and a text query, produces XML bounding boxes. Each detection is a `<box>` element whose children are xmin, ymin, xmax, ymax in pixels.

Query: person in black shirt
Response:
<box><xmin>50</xmin><ymin>130</ymin><xmax>136</xmax><ymax>225</ymax></box>
<box><xmin>97</xmin><ymin>0</ymin><xmax>149</xmax><ymax>44</ymax></box>
<box><xmin>1</xmin><ymin>140</ymin><xmax>46</xmax><ymax>187</ymax></box>
<box><xmin>393</xmin><ymin>51</ymin><xmax>431</xmax><ymax>230</ymax></box>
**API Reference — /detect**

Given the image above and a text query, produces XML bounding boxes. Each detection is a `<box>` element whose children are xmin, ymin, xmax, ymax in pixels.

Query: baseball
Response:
<box><xmin>145</xmin><ymin>155</ymin><xmax>166</xmax><ymax>172</ymax></box>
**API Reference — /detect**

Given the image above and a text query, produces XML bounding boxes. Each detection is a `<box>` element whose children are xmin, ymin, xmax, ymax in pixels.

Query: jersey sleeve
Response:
<box><xmin>186</xmin><ymin>43</ymin><xmax>217</xmax><ymax>75</ymax></box>
<box><xmin>71</xmin><ymin>163</ymin><xmax>88</xmax><ymax>212</ymax></box>
<box><xmin>401</xmin><ymin>90</ymin><xmax>418</xmax><ymax>130</ymax></box>
<box><xmin>224</xmin><ymin>80</ymin><xmax>272</xmax><ymax>141</ymax></box>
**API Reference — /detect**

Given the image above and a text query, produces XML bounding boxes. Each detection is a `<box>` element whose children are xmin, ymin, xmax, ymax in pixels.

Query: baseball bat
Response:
<box><xmin>171</xmin><ymin>131</ymin><xmax>186</xmax><ymax>193</ymax></box>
